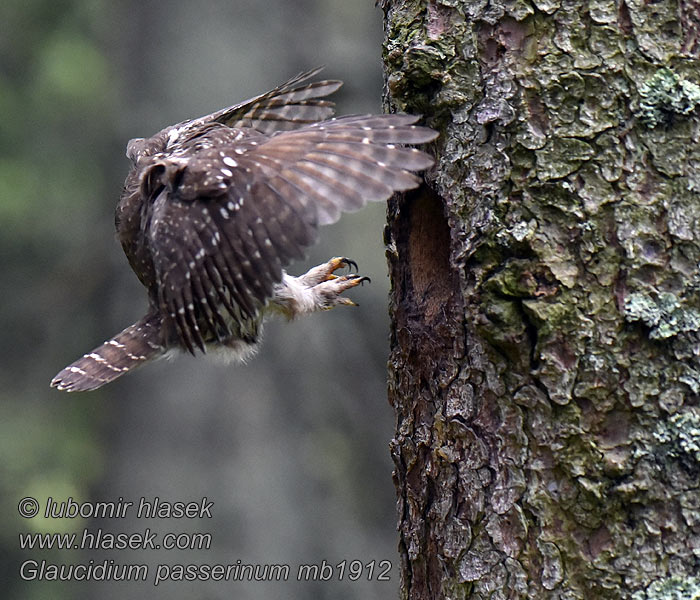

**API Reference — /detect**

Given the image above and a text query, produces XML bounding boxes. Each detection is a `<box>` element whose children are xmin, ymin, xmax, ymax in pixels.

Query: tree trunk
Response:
<box><xmin>383</xmin><ymin>1</ymin><xmax>700</xmax><ymax>598</ymax></box>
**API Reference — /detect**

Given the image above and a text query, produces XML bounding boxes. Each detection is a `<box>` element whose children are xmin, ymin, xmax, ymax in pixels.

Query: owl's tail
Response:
<box><xmin>51</xmin><ymin>313</ymin><xmax>165</xmax><ymax>392</ymax></box>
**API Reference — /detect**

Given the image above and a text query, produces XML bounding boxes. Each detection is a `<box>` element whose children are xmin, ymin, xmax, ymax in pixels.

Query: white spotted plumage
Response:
<box><xmin>51</xmin><ymin>68</ymin><xmax>437</xmax><ymax>392</ymax></box>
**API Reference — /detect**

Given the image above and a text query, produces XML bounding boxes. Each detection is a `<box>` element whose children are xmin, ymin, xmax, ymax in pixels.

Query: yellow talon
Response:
<box><xmin>330</xmin><ymin>256</ymin><xmax>358</xmax><ymax>272</ymax></box>
<box><xmin>328</xmin><ymin>257</ymin><xmax>346</xmax><ymax>271</ymax></box>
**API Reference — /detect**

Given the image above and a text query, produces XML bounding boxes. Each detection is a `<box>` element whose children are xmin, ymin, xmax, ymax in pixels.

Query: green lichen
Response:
<box><xmin>636</xmin><ymin>68</ymin><xmax>700</xmax><ymax>128</ymax></box>
<box><xmin>383</xmin><ymin>3</ymin><xmax>474</xmax><ymax>117</ymax></box>
<box><xmin>535</xmin><ymin>137</ymin><xmax>595</xmax><ymax>180</ymax></box>
<box><xmin>631</xmin><ymin>575</ymin><xmax>700</xmax><ymax>600</ymax></box>
<box><xmin>654</xmin><ymin>410</ymin><xmax>700</xmax><ymax>463</ymax></box>
<box><xmin>484</xmin><ymin>259</ymin><xmax>549</xmax><ymax>298</ymax></box>
<box><xmin>623</xmin><ymin>291</ymin><xmax>700</xmax><ymax>340</ymax></box>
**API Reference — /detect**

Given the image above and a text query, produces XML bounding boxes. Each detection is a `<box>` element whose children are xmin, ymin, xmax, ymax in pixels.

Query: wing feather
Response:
<box><xmin>207</xmin><ymin>68</ymin><xmax>342</xmax><ymax>133</ymax></box>
<box><xmin>144</xmin><ymin>111</ymin><xmax>436</xmax><ymax>349</ymax></box>
<box><xmin>304</xmin><ymin>150</ymin><xmax>420</xmax><ymax>190</ymax></box>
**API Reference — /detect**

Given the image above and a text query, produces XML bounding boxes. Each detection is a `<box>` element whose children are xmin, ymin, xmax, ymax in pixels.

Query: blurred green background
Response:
<box><xmin>2</xmin><ymin>1</ymin><xmax>397</xmax><ymax>598</ymax></box>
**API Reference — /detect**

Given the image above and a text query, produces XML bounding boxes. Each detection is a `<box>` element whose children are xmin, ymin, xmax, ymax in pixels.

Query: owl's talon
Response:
<box><xmin>327</xmin><ymin>257</ymin><xmax>358</xmax><ymax>276</ymax></box>
<box><xmin>342</xmin><ymin>274</ymin><xmax>371</xmax><ymax>286</ymax></box>
<box><xmin>340</xmin><ymin>257</ymin><xmax>358</xmax><ymax>273</ymax></box>
<box><xmin>272</xmin><ymin>257</ymin><xmax>372</xmax><ymax>318</ymax></box>
<box><xmin>297</xmin><ymin>257</ymin><xmax>361</xmax><ymax>286</ymax></box>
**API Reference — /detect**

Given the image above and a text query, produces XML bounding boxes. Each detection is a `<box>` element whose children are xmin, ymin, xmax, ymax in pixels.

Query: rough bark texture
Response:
<box><xmin>383</xmin><ymin>1</ymin><xmax>700</xmax><ymax>598</ymax></box>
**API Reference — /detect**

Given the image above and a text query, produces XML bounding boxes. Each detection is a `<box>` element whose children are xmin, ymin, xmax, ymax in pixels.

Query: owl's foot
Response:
<box><xmin>295</xmin><ymin>256</ymin><xmax>358</xmax><ymax>286</ymax></box>
<box><xmin>271</xmin><ymin>257</ymin><xmax>370</xmax><ymax>318</ymax></box>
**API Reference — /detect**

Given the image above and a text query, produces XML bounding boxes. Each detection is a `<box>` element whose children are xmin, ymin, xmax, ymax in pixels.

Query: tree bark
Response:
<box><xmin>383</xmin><ymin>1</ymin><xmax>700</xmax><ymax>598</ymax></box>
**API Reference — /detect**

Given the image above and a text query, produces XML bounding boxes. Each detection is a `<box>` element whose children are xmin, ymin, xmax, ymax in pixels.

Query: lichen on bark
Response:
<box><xmin>631</xmin><ymin>575</ymin><xmax>700</xmax><ymax>600</ymax></box>
<box><xmin>384</xmin><ymin>0</ymin><xmax>700</xmax><ymax>598</ymax></box>
<box><xmin>635</xmin><ymin>67</ymin><xmax>700</xmax><ymax>128</ymax></box>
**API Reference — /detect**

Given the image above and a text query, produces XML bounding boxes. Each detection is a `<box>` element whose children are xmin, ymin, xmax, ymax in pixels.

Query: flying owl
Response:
<box><xmin>51</xmin><ymin>69</ymin><xmax>437</xmax><ymax>392</ymax></box>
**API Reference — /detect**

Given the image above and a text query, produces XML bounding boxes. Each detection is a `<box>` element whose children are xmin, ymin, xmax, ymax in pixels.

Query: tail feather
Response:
<box><xmin>51</xmin><ymin>313</ymin><xmax>165</xmax><ymax>392</ymax></box>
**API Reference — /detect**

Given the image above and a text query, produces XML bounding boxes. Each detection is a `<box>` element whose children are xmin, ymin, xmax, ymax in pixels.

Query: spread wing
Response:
<box><xmin>199</xmin><ymin>67</ymin><xmax>342</xmax><ymax>134</ymax></box>
<box><xmin>142</xmin><ymin>114</ymin><xmax>438</xmax><ymax>353</ymax></box>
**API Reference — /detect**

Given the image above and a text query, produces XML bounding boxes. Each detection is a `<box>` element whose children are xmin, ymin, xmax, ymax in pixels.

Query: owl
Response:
<box><xmin>51</xmin><ymin>68</ymin><xmax>437</xmax><ymax>392</ymax></box>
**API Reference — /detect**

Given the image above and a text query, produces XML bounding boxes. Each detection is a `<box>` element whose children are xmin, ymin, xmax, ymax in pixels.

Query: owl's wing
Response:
<box><xmin>142</xmin><ymin>115</ymin><xmax>438</xmax><ymax>353</ymax></box>
<box><xmin>199</xmin><ymin>67</ymin><xmax>343</xmax><ymax>134</ymax></box>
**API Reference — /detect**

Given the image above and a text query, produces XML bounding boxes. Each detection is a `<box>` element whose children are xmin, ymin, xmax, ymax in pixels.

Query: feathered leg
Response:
<box><xmin>269</xmin><ymin>257</ymin><xmax>369</xmax><ymax>319</ymax></box>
